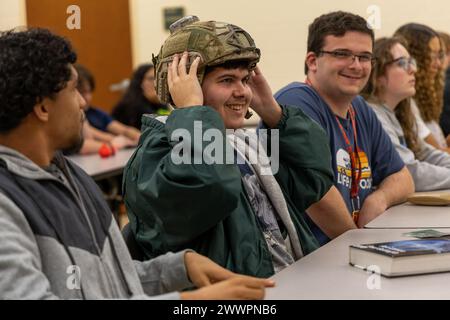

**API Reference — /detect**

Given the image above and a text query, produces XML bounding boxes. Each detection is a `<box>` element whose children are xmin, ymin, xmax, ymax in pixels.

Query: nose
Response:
<box><xmin>232</xmin><ymin>81</ymin><xmax>246</xmax><ymax>97</ymax></box>
<box><xmin>78</xmin><ymin>90</ymin><xmax>87</xmax><ymax>110</ymax></box>
<box><xmin>348</xmin><ymin>56</ymin><xmax>364</xmax><ymax>70</ymax></box>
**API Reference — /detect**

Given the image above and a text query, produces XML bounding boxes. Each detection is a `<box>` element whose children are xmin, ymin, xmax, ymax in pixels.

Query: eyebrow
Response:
<box><xmin>217</xmin><ymin>72</ymin><xmax>250</xmax><ymax>80</ymax></box>
<box><xmin>332</xmin><ymin>48</ymin><xmax>373</xmax><ymax>54</ymax></box>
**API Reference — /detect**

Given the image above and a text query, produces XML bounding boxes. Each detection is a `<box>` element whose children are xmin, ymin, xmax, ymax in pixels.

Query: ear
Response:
<box><xmin>33</xmin><ymin>98</ymin><xmax>51</xmax><ymax>122</ymax></box>
<box><xmin>305</xmin><ymin>52</ymin><xmax>319</xmax><ymax>73</ymax></box>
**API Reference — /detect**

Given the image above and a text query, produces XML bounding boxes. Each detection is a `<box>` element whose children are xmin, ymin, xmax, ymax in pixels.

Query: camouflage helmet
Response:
<box><xmin>152</xmin><ymin>16</ymin><xmax>261</xmax><ymax>105</ymax></box>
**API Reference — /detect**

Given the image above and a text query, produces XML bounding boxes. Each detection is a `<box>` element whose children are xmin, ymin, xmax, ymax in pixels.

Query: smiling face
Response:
<box><xmin>378</xmin><ymin>43</ymin><xmax>416</xmax><ymax>106</ymax></box>
<box><xmin>309</xmin><ymin>31</ymin><xmax>373</xmax><ymax>103</ymax></box>
<box><xmin>201</xmin><ymin>66</ymin><xmax>252</xmax><ymax>129</ymax></box>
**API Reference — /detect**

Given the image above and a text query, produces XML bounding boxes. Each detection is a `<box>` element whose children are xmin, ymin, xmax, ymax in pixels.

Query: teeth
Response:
<box><xmin>226</xmin><ymin>104</ymin><xmax>244</xmax><ymax>111</ymax></box>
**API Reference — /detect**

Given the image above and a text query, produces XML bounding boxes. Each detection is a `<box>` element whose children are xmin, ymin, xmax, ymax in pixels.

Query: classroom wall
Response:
<box><xmin>129</xmin><ymin>0</ymin><xmax>450</xmax><ymax>92</ymax></box>
<box><xmin>0</xmin><ymin>0</ymin><xmax>26</xmax><ymax>31</ymax></box>
<box><xmin>2</xmin><ymin>0</ymin><xmax>450</xmax><ymax>92</ymax></box>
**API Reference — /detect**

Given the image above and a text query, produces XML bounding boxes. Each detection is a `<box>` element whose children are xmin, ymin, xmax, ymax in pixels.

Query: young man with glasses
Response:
<box><xmin>275</xmin><ymin>11</ymin><xmax>414</xmax><ymax>244</ymax></box>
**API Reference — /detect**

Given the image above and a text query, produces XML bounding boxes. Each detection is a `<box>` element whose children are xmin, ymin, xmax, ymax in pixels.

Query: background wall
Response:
<box><xmin>0</xmin><ymin>0</ymin><xmax>26</xmax><ymax>31</ymax></box>
<box><xmin>129</xmin><ymin>0</ymin><xmax>450</xmax><ymax>92</ymax></box>
<box><xmin>2</xmin><ymin>0</ymin><xmax>450</xmax><ymax>92</ymax></box>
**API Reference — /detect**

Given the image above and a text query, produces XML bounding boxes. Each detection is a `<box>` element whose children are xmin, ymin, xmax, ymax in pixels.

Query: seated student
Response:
<box><xmin>123</xmin><ymin>17</ymin><xmax>355</xmax><ymax>277</ymax></box>
<box><xmin>75</xmin><ymin>64</ymin><xmax>141</xmax><ymax>144</ymax></box>
<box><xmin>112</xmin><ymin>64</ymin><xmax>169</xmax><ymax>129</ymax></box>
<box><xmin>394</xmin><ymin>24</ymin><xmax>449</xmax><ymax>152</ymax></box>
<box><xmin>438</xmin><ymin>31</ymin><xmax>450</xmax><ymax>140</ymax></box>
<box><xmin>0</xmin><ymin>27</ymin><xmax>273</xmax><ymax>299</ymax></box>
<box><xmin>275</xmin><ymin>11</ymin><xmax>414</xmax><ymax>237</ymax></box>
<box><xmin>78</xmin><ymin>120</ymin><xmax>136</xmax><ymax>155</ymax></box>
<box><xmin>362</xmin><ymin>37</ymin><xmax>450</xmax><ymax>191</ymax></box>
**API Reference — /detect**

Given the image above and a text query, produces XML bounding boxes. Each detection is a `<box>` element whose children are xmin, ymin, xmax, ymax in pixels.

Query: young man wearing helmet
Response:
<box><xmin>0</xmin><ymin>27</ymin><xmax>274</xmax><ymax>299</ymax></box>
<box><xmin>123</xmin><ymin>17</ymin><xmax>355</xmax><ymax>277</ymax></box>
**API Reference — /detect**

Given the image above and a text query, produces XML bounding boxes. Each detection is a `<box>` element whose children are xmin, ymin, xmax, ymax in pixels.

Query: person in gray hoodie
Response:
<box><xmin>362</xmin><ymin>37</ymin><xmax>450</xmax><ymax>191</ymax></box>
<box><xmin>0</xmin><ymin>28</ymin><xmax>273</xmax><ymax>300</ymax></box>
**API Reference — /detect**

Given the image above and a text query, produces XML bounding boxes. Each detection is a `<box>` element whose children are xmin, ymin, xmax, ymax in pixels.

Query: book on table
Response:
<box><xmin>349</xmin><ymin>239</ymin><xmax>450</xmax><ymax>277</ymax></box>
<box><xmin>407</xmin><ymin>191</ymin><xmax>450</xmax><ymax>206</ymax></box>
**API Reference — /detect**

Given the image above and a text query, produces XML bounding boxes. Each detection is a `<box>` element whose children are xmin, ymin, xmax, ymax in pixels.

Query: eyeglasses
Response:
<box><xmin>386</xmin><ymin>57</ymin><xmax>417</xmax><ymax>71</ymax></box>
<box><xmin>319</xmin><ymin>50</ymin><xmax>376</xmax><ymax>65</ymax></box>
<box><xmin>430</xmin><ymin>51</ymin><xmax>446</xmax><ymax>63</ymax></box>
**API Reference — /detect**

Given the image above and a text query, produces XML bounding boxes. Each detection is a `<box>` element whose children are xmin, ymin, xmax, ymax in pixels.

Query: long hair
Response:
<box><xmin>361</xmin><ymin>37</ymin><xmax>420</xmax><ymax>154</ymax></box>
<box><xmin>114</xmin><ymin>64</ymin><xmax>156</xmax><ymax>111</ymax></box>
<box><xmin>394</xmin><ymin>23</ymin><xmax>444</xmax><ymax>123</ymax></box>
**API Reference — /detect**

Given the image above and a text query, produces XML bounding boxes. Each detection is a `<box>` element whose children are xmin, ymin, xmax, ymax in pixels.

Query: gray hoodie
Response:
<box><xmin>0</xmin><ymin>145</ymin><xmax>192</xmax><ymax>299</ymax></box>
<box><xmin>369</xmin><ymin>103</ymin><xmax>450</xmax><ymax>191</ymax></box>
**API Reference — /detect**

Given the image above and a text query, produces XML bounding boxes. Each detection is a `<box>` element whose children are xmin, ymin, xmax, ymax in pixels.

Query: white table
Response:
<box><xmin>68</xmin><ymin>148</ymin><xmax>135</xmax><ymax>180</ymax></box>
<box><xmin>266</xmin><ymin>228</ymin><xmax>450</xmax><ymax>300</ymax></box>
<box><xmin>365</xmin><ymin>202</ymin><xmax>450</xmax><ymax>229</ymax></box>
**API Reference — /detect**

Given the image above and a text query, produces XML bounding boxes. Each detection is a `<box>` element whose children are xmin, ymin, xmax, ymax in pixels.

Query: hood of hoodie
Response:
<box><xmin>0</xmin><ymin>145</ymin><xmax>65</xmax><ymax>181</ymax></box>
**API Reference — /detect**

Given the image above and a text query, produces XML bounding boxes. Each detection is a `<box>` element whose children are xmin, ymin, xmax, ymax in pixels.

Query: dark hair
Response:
<box><xmin>305</xmin><ymin>11</ymin><xmax>375</xmax><ymax>74</ymax></box>
<box><xmin>0</xmin><ymin>28</ymin><xmax>77</xmax><ymax>133</ymax></box>
<box><xmin>112</xmin><ymin>64</ymin><xmax>165</xmax><ymax>128</ymax></box>
<box><xmin>204</xmin><ymin>59</ymin><xmax>253</xmax><ymax>77</ymax></box>
<box><xmin>361</xmin><ymin>37</ymin><xmax>420</xmax><ymax>154</ymax></box>
<box><xmin>75</xmin><ymin>63</ymin><xmax>95</xmax><ymax>92</ymax></box>
<box><xmin>394</xmin><ymin>23</ymin><xmax>444</xmax><ymax>123</ymax></box>
<box><xmin>116</xmin><ymin>63</ymin><xmax>153</xmax><ymax>107</ymax></box>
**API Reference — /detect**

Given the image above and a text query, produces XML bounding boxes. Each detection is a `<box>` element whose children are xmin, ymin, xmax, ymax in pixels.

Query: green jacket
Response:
<box><xmin>123</xmin><ymin>105</ymin><xmax>334</xmax><ymax>277</ymax></box>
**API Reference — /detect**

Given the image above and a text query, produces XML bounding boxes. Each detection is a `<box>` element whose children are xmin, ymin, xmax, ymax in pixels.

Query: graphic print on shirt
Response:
<box><xmin>336</xmin><ymin>148</ymin><xmax>372</xmax><ymax>190</ymax></box>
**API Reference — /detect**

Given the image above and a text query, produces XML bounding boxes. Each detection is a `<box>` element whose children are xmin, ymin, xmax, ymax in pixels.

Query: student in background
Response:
<box><xmin>78</xmin><ymin>120</ymin><xmax>136</xmax><ymax>155</ymax></box>
<box><xmin>0</xmin><ymin>27</ymin><xmax>273</xmax><ymax>300</ymax></box>
<box><xmin>112</xmin><ymin>64</ymin><xmax>169</xmax><ymax>129</ymax></box>
<box><xmin>394</xmin><ymin>24</ymin><xmax>449</xmax><ymax>151</ymax></box>
<box><xmin>362</xmin><ymin>37</ymin><xmax>450</xmax><ymax>191</ymax></box>
<box><xmin>275</xmin><ymin>11</ymin><xmax>414</xmax><ymax>237</ymax></box>
<box><xmin>75</xmin><ymin>64</ymin><xmax>141</xmax><ymax>143</ymax></box>
<box><xmin>438</xmin><ymin>31</ymin><xmax>450</xmax><ymax>139</ymax></box>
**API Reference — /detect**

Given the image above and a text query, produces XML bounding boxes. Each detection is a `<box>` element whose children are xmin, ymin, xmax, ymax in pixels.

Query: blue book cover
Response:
<box><xmin>351</xmin><ymin>239</ymin><xmax>450</xmax><ymax>257</ymax></box>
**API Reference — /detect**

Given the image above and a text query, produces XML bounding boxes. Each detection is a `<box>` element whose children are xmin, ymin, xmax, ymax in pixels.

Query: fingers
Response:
<box><xmin>236</xmin><ymin>287</ymin><xmax>265</xmax><ymax>300</ymax></box>
<box><xmin>233</xmin><ymin>275</ymin><xmax>275</xmax><ymax>289</ymax></box>
<box><xmin>178</xmin><ymin>52</ymin><xmax>188</xmax><ymax>76</ymax></box>
<box><xmin>189</xmin><ymin>56</ymin><xmax>201</xmax><ymax>76</ymax></box>
<box><xmin>169</xmin><ymin>52</ymin><xmax>200</xmax><ymax>79</ymax></box>
<box><xmin>207</xmin><ymin>264</ymin><xmax>236</xmax><ymax>283</ymax></box>
<box><xmin>167</xmin><ymin>54</ymin><xmax>179</xmax><ymax>88</ymax></box>
<box><xmin>225</xmin><ymin>276</ymin><xmax>275</xmax><ymax>300</ymax></box>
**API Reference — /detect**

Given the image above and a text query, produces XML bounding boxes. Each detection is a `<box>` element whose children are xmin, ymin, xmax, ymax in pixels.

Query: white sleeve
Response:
<box><xmin>411</xmin><ymin>99</ymin><xmax>431</xmax><ymax>140</ymax></box>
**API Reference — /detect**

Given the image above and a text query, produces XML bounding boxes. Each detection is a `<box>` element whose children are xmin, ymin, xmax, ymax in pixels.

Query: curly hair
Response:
<box><xmin>305</xmin><ymin>11</ymin><xmax>374</xmax><ymax>74</ymax></box>
<box><xmin>439</xmin><ymin>31</ymin><xmax>450</xmax><ymax>54</ymax></box>
<box><xmin>362</xmin><ymin>37</ymin><xmax>420</xmax><ymax>154</ymax></box>
<box><xmin>394</xmin><ymin>23</ymin><xmax>444</xmax><ymax>123</ymax></box>
<box><xmin>0</xmin><ymin>28</ymin><xmax>77</xmax><ymax>133</ymax></box>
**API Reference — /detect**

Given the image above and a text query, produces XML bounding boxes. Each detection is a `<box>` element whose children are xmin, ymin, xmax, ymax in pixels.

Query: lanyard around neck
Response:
<box><xmin>305</xmin><ymin>77</ymin><xmax>362</xmax><ymax>223</ymax></box>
